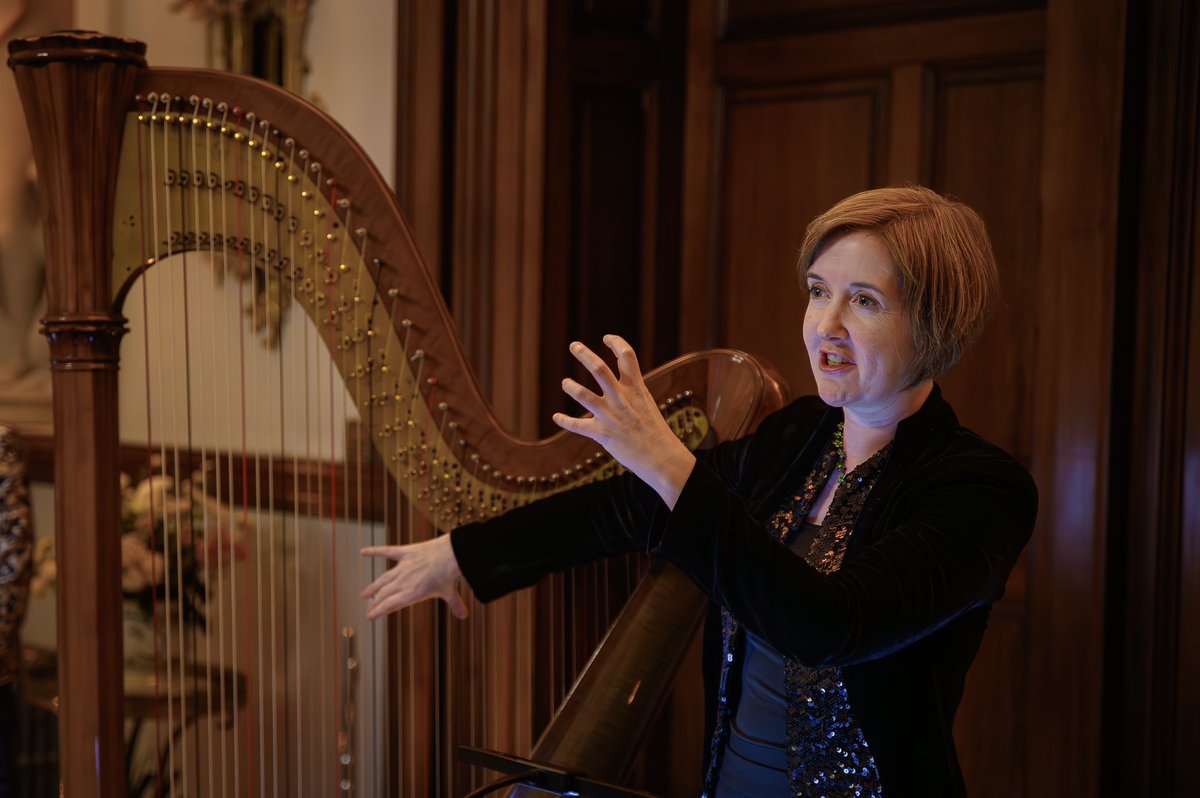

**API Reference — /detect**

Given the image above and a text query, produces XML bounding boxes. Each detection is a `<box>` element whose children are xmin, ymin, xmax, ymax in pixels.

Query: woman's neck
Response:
<box><xmin>841</xmin><ymin>380</ymin><xmax>933</xmax><ymax>470</ymax></box>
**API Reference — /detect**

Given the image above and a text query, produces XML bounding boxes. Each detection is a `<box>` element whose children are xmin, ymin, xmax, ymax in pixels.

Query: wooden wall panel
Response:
<box><xmin>932</xmin><ymin>64</ymin><xmax>1043</xmax><ymax>464</ymax></box>
<box><xmin>719</xmin><ymin>83</ymin><xmax>886</xmax><ymax>396</ymax></box>
<box><xmin>681</xmin><ymin>6</ymin><xmax>1045</xmax><ymax>355</ymax></box>
<box><xmin>393</xmin><ymin>1</ymin><xmax>446</xmax><ymax>281</ymax></box>
<box><xmin>1025</xmin><ymin>0</ymin><xmax>1126</xmax><ymax>793</ymax></box>
<box><xmin>724</xmin><ymin>0</ymin><xmax>1045</xmax><ymax>38</ymax></box>
<box><xmin>570</xmin><ymin>89</ymin><xmax>648</xmax><ymax>357</ymax></box>
<box><xmin>926</xmin><ymin>62</ymin><xmax>1043</xmax><ymax>798</ymax></box>
<box><xmin>956</xmin><ymin>603</ymin><xmax>1027</xmax><ymax>797</ymax></box>
<box><xmin>1181</xmin><ymin>177</ymin><xmax>1200</xmax><ymax>795</ymax></box>
<box><xmin>1107</xmin><ymin>0</ymin><xmax>1200</xmax><ymax>792</ymax></box>
<box><xmin>540</xmin><ymin>1</ymin><xmax>688</xmax><ymax>430</ymax></box>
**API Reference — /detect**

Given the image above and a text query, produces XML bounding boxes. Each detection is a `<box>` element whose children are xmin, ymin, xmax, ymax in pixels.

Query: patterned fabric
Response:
<box><xmin>0</xmin><ymin>427</ymin><xmax>32</xmax><ymax>686</ymax></box>
<box><xmin>703</xmin><ymin>429</ymin><xmax>892</xmax><ymax>798</ymax></box>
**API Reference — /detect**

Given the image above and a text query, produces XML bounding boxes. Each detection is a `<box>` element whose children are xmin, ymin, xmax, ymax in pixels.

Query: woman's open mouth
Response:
<box><xmin>820</xmin><ymin>351</ymin><xmax>856</xmax><ymax>371</ymax></box>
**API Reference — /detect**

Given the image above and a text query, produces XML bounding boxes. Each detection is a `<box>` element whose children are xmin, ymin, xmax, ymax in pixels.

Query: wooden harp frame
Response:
<box><xmin>8</xmin><ymin>30</ymin><xmax>787</xmax><ymax>797</ymax></box>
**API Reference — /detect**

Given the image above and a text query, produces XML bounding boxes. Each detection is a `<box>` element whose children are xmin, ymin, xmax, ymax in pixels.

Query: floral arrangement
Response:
<box><xmin>31</xmin><ymin>467</ymin><xmax>249</xmax><ymax>629</ymax></box>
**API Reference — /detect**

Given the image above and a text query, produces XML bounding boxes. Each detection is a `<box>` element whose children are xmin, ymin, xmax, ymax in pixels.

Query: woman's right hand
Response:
<box><xmin>361</xmin><ymin>534</ymin><xmax>469</xmax><ymax>620</ymax></box>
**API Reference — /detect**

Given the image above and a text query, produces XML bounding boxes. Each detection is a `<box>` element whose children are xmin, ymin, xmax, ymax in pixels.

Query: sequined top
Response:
<box><xmin>705</xmin><ymin>430</ymin><xmax>892</xmax><ymax>798</ymax></box>
<box><xmin>717</xmin><ymin>524</ymin><xmax>819</xmax><ymax>794</ymax></box>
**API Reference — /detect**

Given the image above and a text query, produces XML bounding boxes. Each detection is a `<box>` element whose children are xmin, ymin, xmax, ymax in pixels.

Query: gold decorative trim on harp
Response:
<box><xmin>9</xmin><ymin>30</ymin><xmax>788</xmax><ymax>798</ymax></box>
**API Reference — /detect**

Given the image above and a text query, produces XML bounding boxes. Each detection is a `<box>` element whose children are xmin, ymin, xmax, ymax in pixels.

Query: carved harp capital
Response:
<box><xmin>6</xmin><ymin>29</ymin><xmax>147</xmax><ymax>66</ymax></box>
<box><xmin>8</xmin><ymin>31</ymin><xmax>146</xmax><ymax>321</ymax></box>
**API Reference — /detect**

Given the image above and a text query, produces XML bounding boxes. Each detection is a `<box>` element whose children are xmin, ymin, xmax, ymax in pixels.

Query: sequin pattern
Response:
<box><xmin>701</xmin><ymin>427</ymin><xmax>892</xmax><ymax>798</ymax></box>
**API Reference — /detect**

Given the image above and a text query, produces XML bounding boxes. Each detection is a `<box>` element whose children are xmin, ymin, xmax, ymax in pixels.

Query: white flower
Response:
<box><xmin>120</xmin><ymin>534</ymin><xmax>165</xmax><ymax>593</ymax></box>
<box><xmin>124</xmin><ymin>474</ymin><xmax>191</xmax><ymax>528</ymax></box>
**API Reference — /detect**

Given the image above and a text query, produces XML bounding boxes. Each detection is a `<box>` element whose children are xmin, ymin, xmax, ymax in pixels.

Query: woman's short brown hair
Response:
<box><xmin>798</xmin><ymin>186</ymin><xmax>999</xmax><ymax>384</ymax></box>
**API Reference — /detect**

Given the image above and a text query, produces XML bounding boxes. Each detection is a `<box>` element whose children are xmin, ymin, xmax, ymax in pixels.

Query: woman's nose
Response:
<box><xmin>816</xmin><ymin>303</ymin><xmax>847</xmax><ymax>340</ymax></box>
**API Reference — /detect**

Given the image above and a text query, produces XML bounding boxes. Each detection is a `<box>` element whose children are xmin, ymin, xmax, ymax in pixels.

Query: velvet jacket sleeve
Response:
<box><xmin>450</xmin><ymin>391</ymin><xmax>1037</xmax><ymax>672</ymax></box>
<box><xmin>449</xmin><ymin>467</ymin><xmax>666</xmax><ymax>602</ymax></box>
<box><xmin>448</xmin><ymin>397</ymin><xmax>826</xmax><ymax>603</ymax></box>
<box><xmin>651</xmin><ymin>406</ymin><xmax>1038</xmax><ymax>669</ymax></box>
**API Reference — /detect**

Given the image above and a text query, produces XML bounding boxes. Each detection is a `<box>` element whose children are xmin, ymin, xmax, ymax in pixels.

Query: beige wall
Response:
<box><xmin>75</xmin><ymin>0</ymin><xmax>397</xmax><ymax>184</ymax></box>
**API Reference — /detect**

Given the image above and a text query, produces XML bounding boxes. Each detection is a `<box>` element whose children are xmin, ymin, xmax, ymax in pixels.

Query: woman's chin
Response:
<box><xmin>815</xmin><ymin>384</ymin><xmax>853</xmax><ymax>407</ymax></box>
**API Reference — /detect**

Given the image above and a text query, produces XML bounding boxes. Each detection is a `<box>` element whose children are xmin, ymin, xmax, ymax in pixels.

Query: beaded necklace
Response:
<box><xmin>833</xmin><ymin>421</ymin><xmax>846</xmax><ymax>484</ymax></box>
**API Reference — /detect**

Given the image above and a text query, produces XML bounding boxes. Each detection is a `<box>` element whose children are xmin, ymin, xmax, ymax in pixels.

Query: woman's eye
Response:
<box><xmin>853</xmin><ymin>293</ymin><xmax>879</xmax><ymax>308</ymax></box>
<box><xmin>808</xmin><ymin>285</ymin><xmax>826</xmax><ymax>299</ymax></box>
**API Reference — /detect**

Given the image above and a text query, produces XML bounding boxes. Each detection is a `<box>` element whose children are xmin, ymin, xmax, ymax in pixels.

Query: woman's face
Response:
<box><xmin>803</xmin><ymin>231</ymin><xmax>920</xmax><ymax>421</ymax></box>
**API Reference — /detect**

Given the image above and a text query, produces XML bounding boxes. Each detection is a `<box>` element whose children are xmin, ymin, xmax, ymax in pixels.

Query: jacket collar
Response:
<box><xmin>814</xmin><ymin>383</ymin><xmax>959</xmax><ymax>474</ymax></box>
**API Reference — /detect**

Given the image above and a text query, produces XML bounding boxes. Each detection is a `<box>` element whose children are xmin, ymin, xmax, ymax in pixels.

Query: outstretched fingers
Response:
<box><xmin>552</xmin><ymin>410</ymin><xmax>592</xmax><ymax>436</ymax></box>
<box><xmin>603</xmin><ymin>334</ymin><xmax>643</xmax><ymax>382</ymax></box>
<box><xmin>360</xmin><ymin>546</ymin><xmax>407</xmax><ymax>599</ymax></box>
<box><xmin>366</xmin><ymin>584</ymin><xmax>417</xmax><ymax>620</ymax></box>
<box><xmin>569</xmin><ymin>340</ymin><xmax>620</xmax><ymax>395</ymax></box>
<box><xmin>560</xmin><ymin>377</ymin><xmax>602</xmax><ymax>417</ymax></box>
<box><xmin>359</xmin><ymin>536</ymin><xmax>469</xmax><ymax>620</ymax></box>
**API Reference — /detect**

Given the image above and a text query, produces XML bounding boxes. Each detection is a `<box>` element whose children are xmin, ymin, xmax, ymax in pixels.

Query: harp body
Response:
<box><xmin>9</xmin><ymin>31</ymin><xmax>787</xmax><ymax>797</ymax></box>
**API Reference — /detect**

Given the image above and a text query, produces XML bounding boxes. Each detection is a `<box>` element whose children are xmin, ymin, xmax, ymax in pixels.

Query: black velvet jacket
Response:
<box><xmin>451</xmin><ymin>386</ymin><xmax>1037</xmax><ymax>796</ymax></box>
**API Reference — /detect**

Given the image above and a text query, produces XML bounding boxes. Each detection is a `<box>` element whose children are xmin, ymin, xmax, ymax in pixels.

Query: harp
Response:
<box><xmin>9</xmin><ymin>31</ymin><xmax>787</xmax><ymax>797</ymax></box>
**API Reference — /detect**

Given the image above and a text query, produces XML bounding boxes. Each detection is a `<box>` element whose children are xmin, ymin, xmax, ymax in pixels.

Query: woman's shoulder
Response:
<box><xmin>889</xmin><ymin>388</ymin><xmax>1037</xmax><ymax>503</ymax></box>
<box><xmin>903</xmin><ymin>421</ymin><xmax>1038</xmax><ymax>514</ymax></box>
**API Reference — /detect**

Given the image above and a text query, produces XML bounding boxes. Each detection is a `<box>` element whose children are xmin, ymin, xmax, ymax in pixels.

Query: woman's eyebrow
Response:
<box><xmin>804</xmin><ymin>272</ymin><xmax>887</xmax><ymax>294</ymax></box>
<box><xmin>850</xmin><ymin>281</ymin><xmax>887</xmax><ymax>293</ymax></box>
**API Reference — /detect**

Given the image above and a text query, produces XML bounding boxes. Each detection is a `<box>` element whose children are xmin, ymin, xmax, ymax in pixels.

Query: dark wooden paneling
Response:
<box><xmin>573</xmin><ymin>89</ymin><xmax>648</xmax><ymax>352</ymax></box>
<box><xmin>1025</xmin><ymin>0</ymin><xmax>1127</xmax><ymax>794</ymax></box>
<box><xmin>719</xmin><ymin>82</ymin><xmax>887</xmax><ymax>395</ymax></box>
<box><xmin>715</xmin><ymin>10</ymin><xmax>1045</xmax><ymax>85</ymax></box>
<box><xmin>1181</xmin><ymin>169</ymin><xmax>1200</xmax><ymax>795</ymax></box>
<box><xmin>393</xmin><ymin>1</ymin><xmax>447</xmax><ymax>279</ymax></box>
<box><xmin>955</xmin><ymin>605</ymin><xmax>1026</xmax><ymax>797</ymax></box>
<box><xmin>540</xmin><ymin>0</ymin><xmax>687</xmax><ymax>429</ymax></box>
<box><xmin>571</xmin><ymin>0</ymin><xmax>652</xmax><ymax>32</ymax></box>
<box><xmin>927</xmin><ymin>62</ymin><xmax>1043</xmax><ymax>798</ymax></box>
<box><xmin>1105</xmin><ymin>0</ymin><xmax>1200</xmax><ymax>793</ymax></box>
<box><xmin>724</xmin><ymin>0</ymin><xmax>1045</xmax><ymax>38</ymax></box>
<box><xmin>932</xmin><ymin>63</ymin><xmax>1043</xmax><ymax>464</ymax></box>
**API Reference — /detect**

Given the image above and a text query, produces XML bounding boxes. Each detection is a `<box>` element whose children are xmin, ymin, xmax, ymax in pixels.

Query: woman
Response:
<box><xmin>362</xmin><ymin>186</ymin><xmax>1037</xmax><ymax>796</ymax></box>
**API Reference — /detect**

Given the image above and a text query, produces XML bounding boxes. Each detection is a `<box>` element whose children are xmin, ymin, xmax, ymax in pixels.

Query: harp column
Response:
<box><xmin>8</xmin><ymin>32</ymin><xmax>146</xmax><ymax>798</ymax></box>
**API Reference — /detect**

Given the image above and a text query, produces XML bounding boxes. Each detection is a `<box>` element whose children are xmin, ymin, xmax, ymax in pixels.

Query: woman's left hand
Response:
<box><xmin>552</xmin><ymin>335</ymin><xmax>696</xmax><ymax>509</ymax></box>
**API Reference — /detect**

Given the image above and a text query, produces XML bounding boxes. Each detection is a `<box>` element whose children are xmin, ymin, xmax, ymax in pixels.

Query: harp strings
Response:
<box><xmin>284</xmin><ymin>132</ymin><xmax>306</xmax><ymax>798</ymax></box>
<box><xmin>215</xmin><ymin>100</ymin><xmax>243</xmax><ymax>798</ymax></box>
<box><xmin>124</xmin><ymin>92</ymin><xmax>642</xmax><ymax>794</ymax></box>
<box><xmin>133</xmin><ymin>93</ymin><xmax>167</xmax><ymax>797</ymax></box>
<box><xmin>192</xmin><ymin>97</ymin><xmax>216</xmax><ymax>798</ymax></box>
